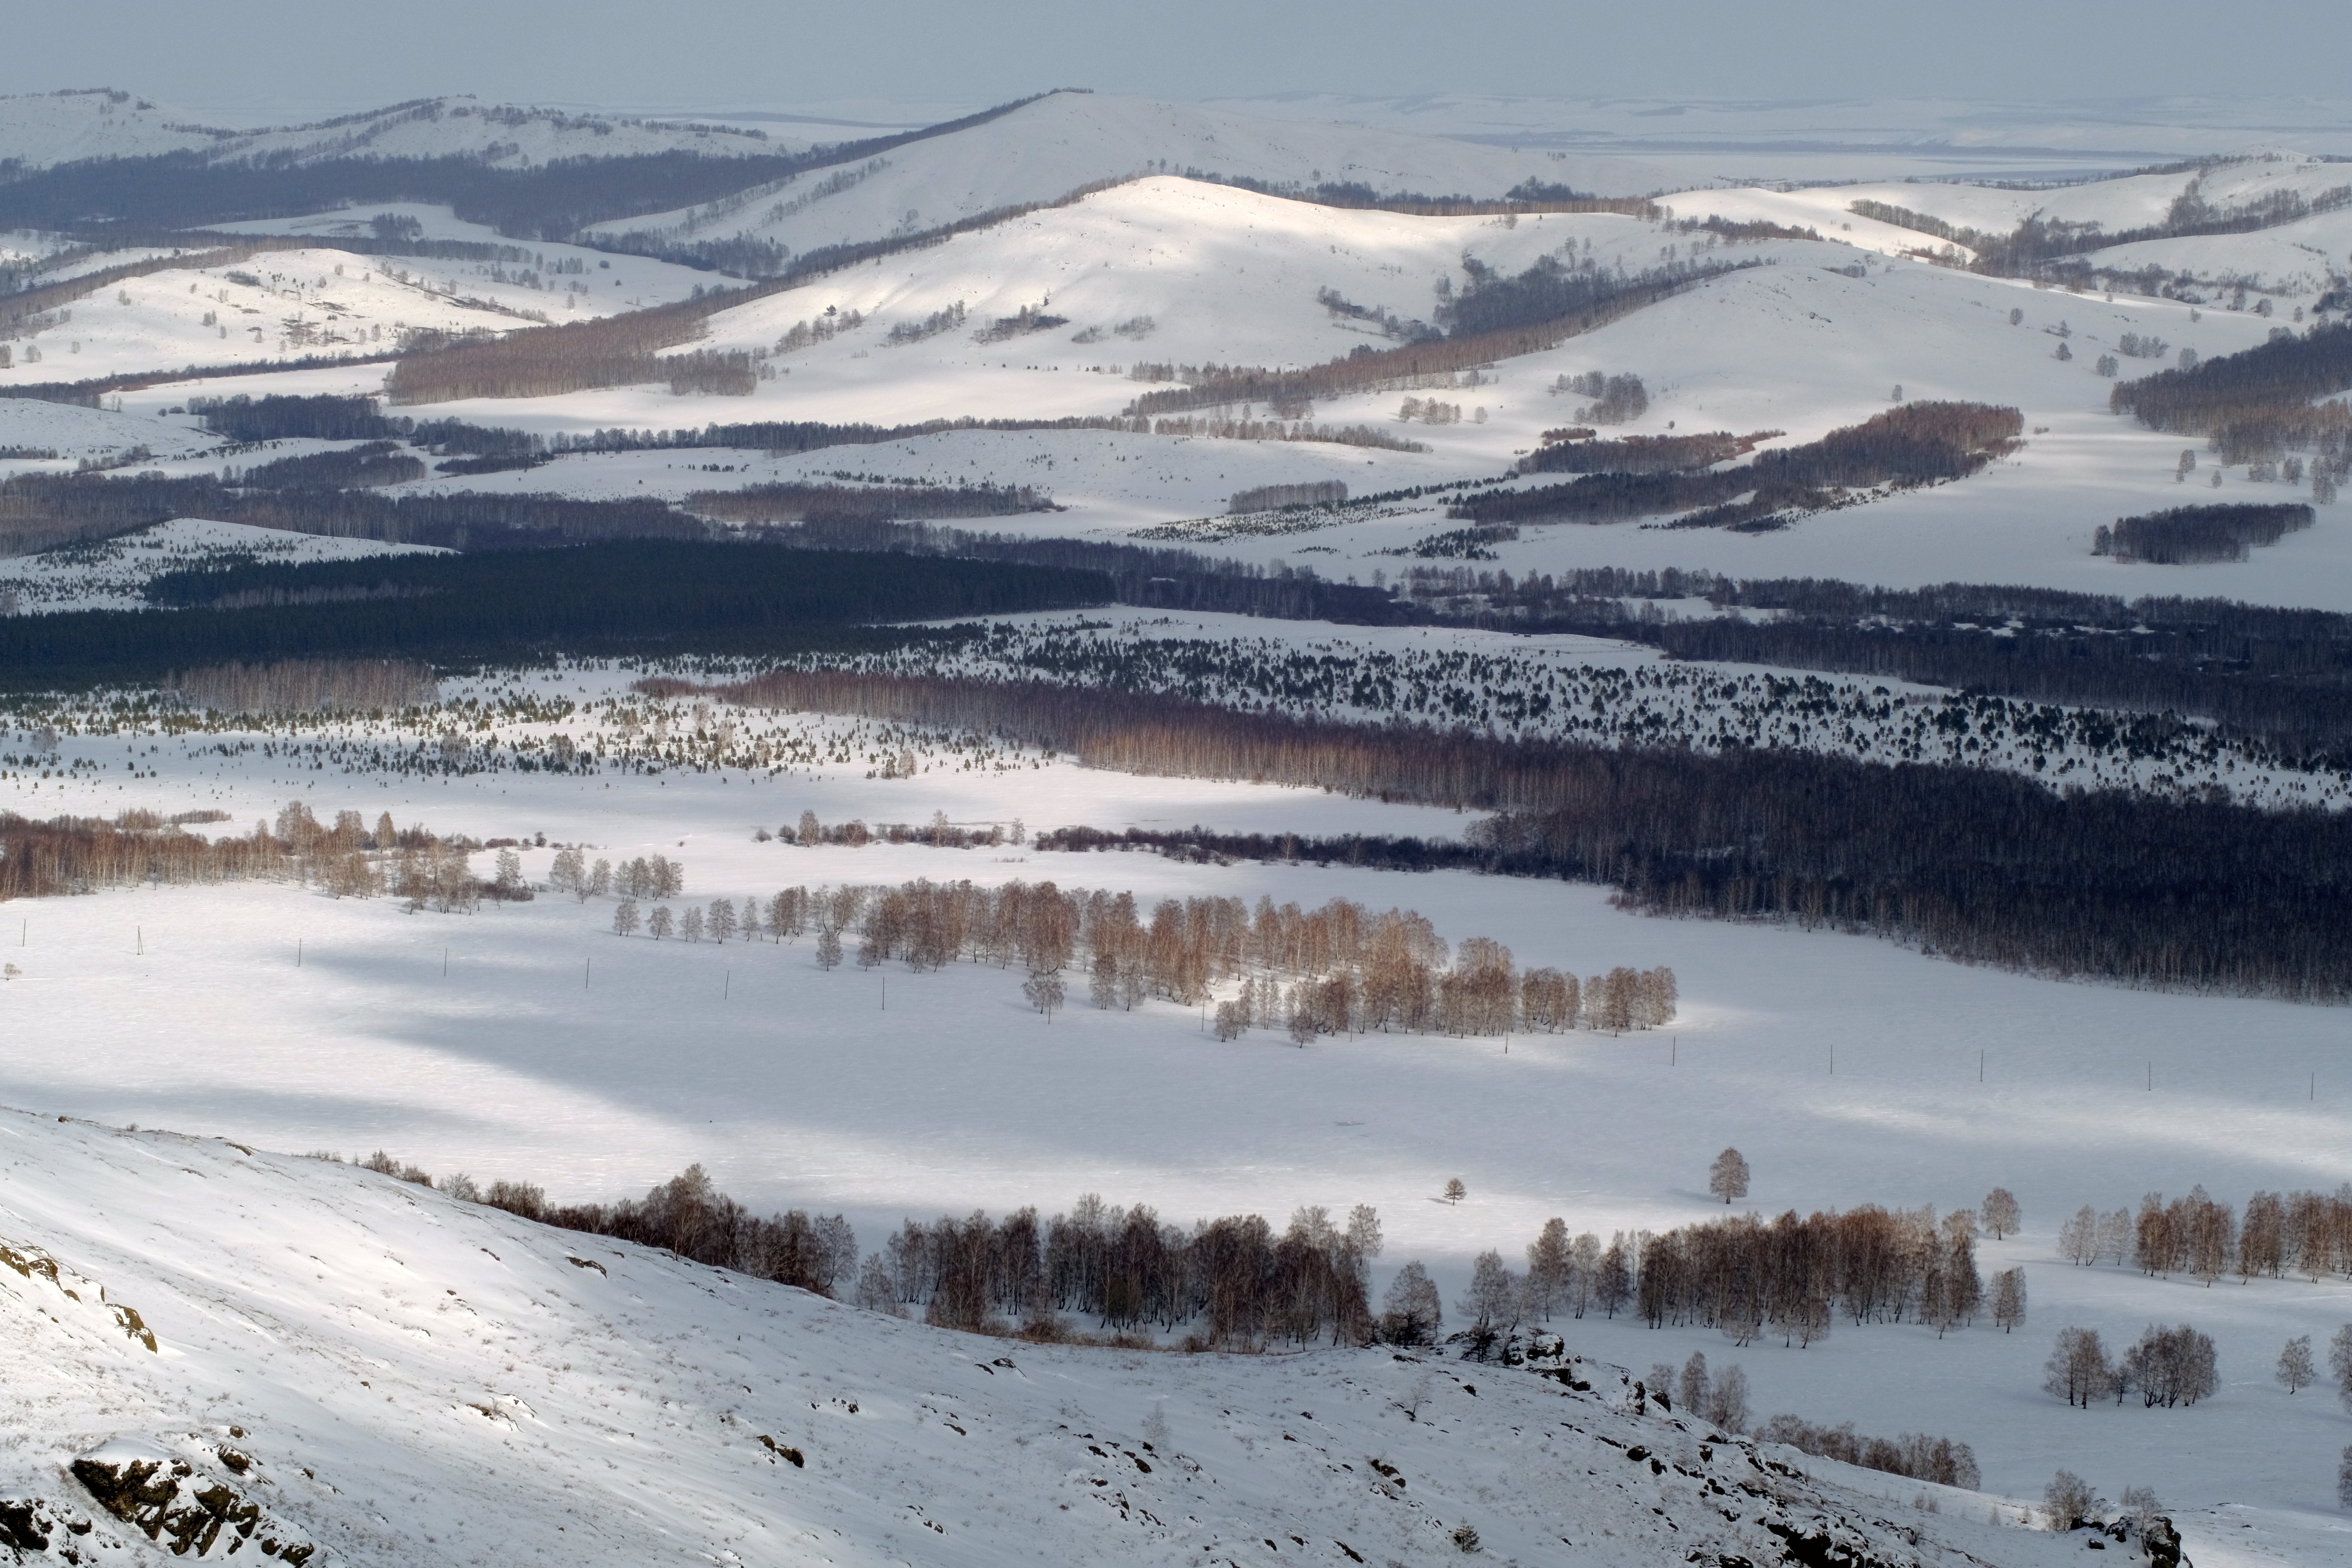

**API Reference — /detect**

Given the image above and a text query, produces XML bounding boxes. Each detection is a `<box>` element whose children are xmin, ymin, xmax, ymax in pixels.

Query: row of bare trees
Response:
<box><xmin>166</xmin><ymin>658</ymin><xmax>439</xmax><ymax>717</ymax></box>
<box><xmin>856</xmin><ymin>1196</ymin><xmax>1385</xmax><ymax>1348</ymax></box>
<box><xmin>2059</xmin><ymin>1184</ymin><xmax>2352</xmax><ymax>1285</ymax></box>
<box><xmin>0</xmin><ymin>801</ymin><xmax>473</xmax><ymax>904</ymax></box>
<box><xmin>1627</xmin><ymin>1200</ymin><xmax>2028</xmax><ymax>1343</ymax></box>
<box><xmin>725</xmin><ymin>875</ymin><xmax>1675</xmax><ymax>1038</ymax></box>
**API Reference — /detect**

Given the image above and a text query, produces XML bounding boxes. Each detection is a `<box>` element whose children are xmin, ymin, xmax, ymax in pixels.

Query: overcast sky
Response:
<box><xmin>13</xmin><ymin>0</ymin><xmax>2348</xmax><ymax>120</ymax></box>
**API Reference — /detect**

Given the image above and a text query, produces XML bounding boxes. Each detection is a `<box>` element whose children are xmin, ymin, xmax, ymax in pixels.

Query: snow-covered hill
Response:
<box><xmin>0</xmin><ymin>89</ymin><xmax>797</xmax><ymax>173</ymax></box>
<box><xmin>583</xmin><ymin>92</ymin><xmax>1677</xmax><ymax>264</ymax></box>
<box><xmin>0</xmin><ymin>1107</ymin><xmax>2069</xmax><ymax>1567</ymax></box>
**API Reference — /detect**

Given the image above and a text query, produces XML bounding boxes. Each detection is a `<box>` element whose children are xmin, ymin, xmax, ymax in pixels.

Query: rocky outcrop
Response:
<box><xmin>70</xmin><ymin>1438</ymin><xmax>314</xmax><ymax>1563</ymax></box>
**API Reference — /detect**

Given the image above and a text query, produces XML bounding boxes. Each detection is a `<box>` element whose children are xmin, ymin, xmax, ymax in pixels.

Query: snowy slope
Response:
<box><xmin>0</xmin><ymin>519</ymin><xmax>445</xmax><ymax>612</ymax></box>
<box><xmin>0</xmin><ymin>1108</ymin><xmax>2072</xmax><ymax>1568</ymax></box>
<box><xmin>583</xmin><ymin>93</ymin><xmax>1677</xmax><ymax>262</ymax></box>
<box><xmin>0</xmin><ymin>89</ymin><xmax>795</xmax><ymax>172</ymax></box>
<box><xmin>0</xmin><ymin>245</ymin><xmax>655</xmax><ymax>389</ymax></box>
<box><xmin>7</xmin><ymin>665</ymin><xmax>2352</xmax><ymax>1557</ymax></box>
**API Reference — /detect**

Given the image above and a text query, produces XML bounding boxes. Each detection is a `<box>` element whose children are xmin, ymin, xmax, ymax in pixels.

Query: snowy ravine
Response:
<box><xmin>0</xmin><ymin>1110</ymin><xmax>2073</xmax><ymax>1568</ymax></box>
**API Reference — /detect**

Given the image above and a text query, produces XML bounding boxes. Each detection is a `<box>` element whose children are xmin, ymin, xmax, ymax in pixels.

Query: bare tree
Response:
<box><xmin>681</xmin><ymin>906</ymin><xmax>705</xmax><ymax>943</ymax></box>
<box><xmin>1981</xmin><ymin>1188</ymin><xmax>2020</xmax><ymax>1239</ymax></box>
<box><xmin>1526</xmin><ymin>1218</ymin><xmax>1570</xmax><ymax>1320</ymax></box>
<box><xmin>815</xmin><ymin>926</ymin><xmax>842</xmax><ymax>971</ymax></box>
<box><xmin>586</xmin><ymin>857</ymin><xmax>611</xmax><ymax>901</ymax></box>
<box><xmin>1708</xmin><ymin>1147</ymin><xmax>1750</xmax><ymax>1204</ymax></box>
<box><xmin>1678</xmin><ymin>1351</ymin><xmax>1710</xmax><ymax>1417</ymax></box>
<box><xmin>2339</xmin><ymin>1446</ymin><xmax>2352</xmax><ymax>1509</ymax></box>
<box><xmin>1443</xmin><ymin>1177</ymin><xmax>1467</xmax><ymax>1204</ymax></box>
<box><xmin>1711</xmin><ymin>1364</ymin><xmax>1751</xmax><ymax>1432</ymax></box>
<box><xmin>1991</xmin><ymin>1267</ymin><xmax>2027</xmax><ymax>1332</ymax></box>
<box><xmin>648</xmin><ymin>905</ymin><xmax>673</xmax><ymax>940</ymax></box>
<box><xmin>2279</xmin><ymin>1335</ymin><xmax>2318</xmax><ymax>1394</ymax></box>
<box><xmin>1380</xmin><ymin>1261</ymin><xmax>1441</xmax><ymax>1345</ymax></box>
<box><xmin>1022</xmin><ymin>969</ymin><xmax>1065</xmax><ymax>1019</ymax></box>
<box><xmin>2044</xmin><ymin>1326</ymin><xmax>2114</xmax><ymax>1408</ymax></box>
<box><xmin>612</xmin><ymin>898</ymin><xmax>640</xmax><ymax>938</ymax></box>
<box><xmin>709</xmin><ymin>898</ymin><xmax>737</xmax><ymax>944</ymax></box>
<box><xmin>2044</xmin><ymin>1469</ymin><xmax>2098</xmax><ymax>1530</ymax></box>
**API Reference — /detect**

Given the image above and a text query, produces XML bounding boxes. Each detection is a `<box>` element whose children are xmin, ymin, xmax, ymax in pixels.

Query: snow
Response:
<box><xmin>582</xmin><ymin>91</ymin><xmax>1680</xmax><ymax>259</ymax></box>
<box><xmin>0</xmin><ymin>518</ymin><xmax>445</xmax><ymax>613</ymax></box>
<box><xmin>9</xmin><ymin>98</ymin><xmax>2352</xmax><ymax>1559</ymax></box>
<box><xmin>0</xmin><ymin>89</ymin><xmax>796</xmax><ymax>172</ymax></box>
<box><xmin>1</xmin><ymin>1108</ymin><xmax>2099</xmax><ymax>1568</ymax></box>
<box><xmin>0</xmin><ymin>243</ymin><xmax>701</xmax><ymax>390</ymax></box>
<box><xmin>2</xmin><ymin>664</ymin><xmax>2352</xmax><ymax>1556</ymax></box>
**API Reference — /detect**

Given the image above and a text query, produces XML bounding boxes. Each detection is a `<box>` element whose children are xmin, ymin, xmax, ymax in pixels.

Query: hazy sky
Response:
<box><xmin>13</xmin><ymin>0</ymin><xmax>2349</xmax><ymax>118</ymax></box>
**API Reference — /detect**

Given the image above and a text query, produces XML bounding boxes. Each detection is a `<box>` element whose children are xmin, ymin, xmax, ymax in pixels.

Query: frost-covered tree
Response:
<box><xmin>1380</xmin><ymin>1261</ymin><xmax>1442</xmax><ymax>1345</ymax></box>
<box><xmin>1595</xmin><ymin>1234</ymin><xmax>1632</xmax><ymax>1319</ymax></box>
<box><xmin>1707</xmin><ymin>1364</ymin><xmax>1750</xmax><ymax>1434</ymax></box>
<box><xmin>586</xmin><ymin>858</ymin><xmax>611</xmax><ymax>901</ymax></box>
<box><xmin>548</xmin><ymin>847</ymin><xmax>584</xmax><ymax>894</ymax></box>
<box><xmin>815</xmin><ymin>926</ymin><xmax>842</xmax><ymax>971</ymax></box>
<box><xmin>2279</xmin><ymin>1335</ymin><xmax>2318</xmax><ymax>1394</ymax></box>
<box><xmin>709</xmin><ymin>898</ymin><xmax>736</xmax><ymax>944</ymax></box>
<box><xmin>612</xmin><ymin>898</ymin><xmax>639</xmax><ymax>938</ymax></box>
<box><xmin>681</xmin><ymin>906</ymin><xmax>704</xmax><ymax>943</ymax></box>
<box><xmin>1022</xmin><ymin>969</ymin><xmax>1065</xmax><ymax>1018</ymax></box>
<box><xmin>1526</xmin><ymin>1217</ymin><xmax>1571</xmax><ymax>1319</ymax></box>
<box><xmin>1982</xmin><ymin>1187</ymin><xmax>2020</xmax><ymax>1239</ymax></box>
<box><xmin>2044</xmin><ymin>1469</ymin><xmax>2098</xmax><ymax>1530</ymax></box>
<box><xmin>1709</xmin><ymin>1147</ymin><xmax>1750</xmax><ymax>1204</ymax></box>
<box><xmin>2339</xmin><ymin>1446</ymin><xmax>2352</xmax><ymax>1509</ymax></box>
<box><xmin>649</xmin><ymin>905</ymin><xmax>673</xmax><ymax>940</ymax></box>
<box><xmin>1678</xmin><ymin>1351</ymin><xmax>1710</xmax><ymax>1417</ymax></box>
<box><xmin>2044</xmin><ymin>1326</ymin><xmax>2113</xmax><ymax>1407</ymax></box>
<box><xmin>1991</xmin><ymin>1267</ymin><xmax>2027</xmax><ymax>1332</ymax></box>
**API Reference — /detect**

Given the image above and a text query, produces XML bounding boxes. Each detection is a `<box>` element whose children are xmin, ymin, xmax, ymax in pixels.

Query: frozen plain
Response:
<box><xmin>7</xmin><ymin>676</ymin><xmax>2352</xmax><ymax>1561</ymax></box>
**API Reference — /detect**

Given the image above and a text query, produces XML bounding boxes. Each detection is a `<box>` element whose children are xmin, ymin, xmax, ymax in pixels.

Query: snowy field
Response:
<box><xmin>8</xmin><ymin>655</ymin><xmax>2352</xmax><ymax>1557</ymax></box>
<box><xmin>4</xmin><ymin>82</ymin><xmax>2352</xmax><ymax>1564</ymax></box>
<box><xmin>3</xmin><ymin>1110</ymin><xmax>2106</xmax><ymax>1568</ymax></box>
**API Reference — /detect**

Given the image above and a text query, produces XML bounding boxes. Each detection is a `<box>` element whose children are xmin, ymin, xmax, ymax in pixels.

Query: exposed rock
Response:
<box><xmin>70</xmin><ymin>1437</ymin><xmax>314</xmax><ymax>1563</ymax></box>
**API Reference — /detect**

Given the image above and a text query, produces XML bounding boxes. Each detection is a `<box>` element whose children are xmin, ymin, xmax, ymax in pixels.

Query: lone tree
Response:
<box><xmin>1982</xmin><ymin>1187</ymin><xmax>2021</xmax><ymax>1239</ymax></box>
<box><xmin>1443</xmin><ymin>1177</ymin><xmax>1467</xmax><ymax>1204</ymax></box>
<box><xmin>1708</xmin><ymin>1147</ymin><xmax>1750</xmax><ymax>1204</ymax></box>
<box><xmin>2281</xmin><ymin>1335</ymin><xmax>2318</xmax><ymax>1394</ymax></box>
<box><xmin>2044</xmin><ymin>1469</ymin><xmax>2098</xmax><ymax>1530</ymax></box>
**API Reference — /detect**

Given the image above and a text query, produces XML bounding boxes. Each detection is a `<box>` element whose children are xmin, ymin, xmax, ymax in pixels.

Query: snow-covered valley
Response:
<box><xmin>5</xmin><ymin>74</ymin><xmax>2352</xmax><ymax>1568</ymax></box>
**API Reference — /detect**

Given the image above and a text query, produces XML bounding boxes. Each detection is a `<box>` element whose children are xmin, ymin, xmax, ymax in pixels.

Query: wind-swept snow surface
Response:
<box><xmin>0</xmin><ymin>1110</ymin><xmax>2078</xmax><ymax>1567</ymax></box>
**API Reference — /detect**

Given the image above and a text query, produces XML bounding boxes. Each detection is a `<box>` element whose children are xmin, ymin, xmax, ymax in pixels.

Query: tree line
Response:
<box><xmin>0</xmin><ymin>541</ymin><xmax>1107</xmax><ymax>681</ymax></box>
<box><xmin>1123</xmin><ymin>259</ymin><xmax>1757</xmax><ymax>419</ymax></box>
<box><xmin>1626</xmin><ymin>1200</ymin><xmax>2027</xmax><ymax>1344</ymax></box>
<box><xmin>1400</xmin><ymin>567</ymin><xmax>2352</xmax><ymax>769</ymax></box>
<box><xmin>688</xmin><ymin>665</ymin><xmax>2352</xmax><ymax>1000</ymax></box>
<box><xmin>2110</xmin><ymin>321</ymin><xmax>2352</xmax><ymax>449</ymax></box>
<box><xmin>2093</xmin><ymin>502</ymin><xmax>2314</xmax><ymax>563</ymax></box>
<box><xmin>1517</xmin><ymin>428</ymin><xmax>1776</xmax><ymax>476</ymax></box>
<box><xmin>0</xmin><ymin>93</ymin><xmax>1059</xmax><ymax>241</ymax></box>
<box><xmin>686</xmin><ymin>481</ymin><xmax>1051</xmax><ymax>524</ymax></box>
<box><xmin>0</xmin><ymin>799</ymin><xmax>469</xmax><ymax>904</ymax></box>
<box><xmin>2058</xmin><ymin>1184</ymin><xmax>2352</xmax><ymax>1285</ymax></box>
<box><xmin>1450</xmin><ymin>402</ymin><xmax>2023</xmax><ymax>529</ymax></box>
<box><xmin>607</xmin><ymin>866</ymin><xmax>1677</xmax><ymax>1041</ymax></box>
